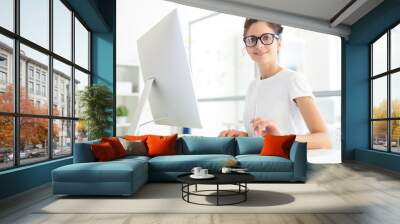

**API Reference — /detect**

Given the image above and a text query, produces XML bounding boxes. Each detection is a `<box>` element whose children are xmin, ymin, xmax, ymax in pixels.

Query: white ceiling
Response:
<box><xmin>226</xmin><ymin>0</ymin><xmax>353</xmax><ymax>23</ymax></box>
<box><xmin>167</xmin><ymin>0</ymin><xmax>384</xmax><ymax>38</ymax></box>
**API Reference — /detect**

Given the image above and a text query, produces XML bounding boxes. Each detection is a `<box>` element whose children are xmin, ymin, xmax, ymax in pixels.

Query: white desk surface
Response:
<box><xmin>307</xmin><ymin>148</ymin><xmax>342</xmax><ymax>164</ymax></box>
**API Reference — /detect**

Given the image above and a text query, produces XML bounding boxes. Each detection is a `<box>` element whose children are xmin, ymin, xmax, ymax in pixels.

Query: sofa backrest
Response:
<box><xmin>177</xmin><ymin>136</ymin><xmax>236</xmax><ymax>155</ymax></box>
<box><xmin>74</xmin><ymin>136</ymin><xmax>268</xmax><ymax>162</ymax></box>
<box><xmin>74</xmin><ymin>139</ymin><xmax>100</xmax><ymax>163</ymax></box>
<box><xmin>235</xmin><ymin>137</ymin><xmax>263</xmax><ymax>155</ymax></box>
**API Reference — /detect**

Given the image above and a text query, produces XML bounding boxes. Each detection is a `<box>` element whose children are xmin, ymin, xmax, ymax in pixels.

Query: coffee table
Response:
<box><xmin>177</xmin><ymin>172</ymin><xmax>255</xmax><ymax>206</ymax></box>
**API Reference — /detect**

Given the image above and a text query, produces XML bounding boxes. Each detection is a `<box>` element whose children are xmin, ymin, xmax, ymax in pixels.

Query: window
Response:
<box><xmin>53</xmin><ymin>59</ymin><xmax>72</xmax><ymax>117</ymax></box>
<box><xmin>42</xmin><ymin>85</ymin><xmax>46</xmax><ymax>97</ymax></box>
<box><xmin>53</xmin><ymin>119</ymin><xmax>72</xmax><ymax>158</ymax></box>
<box><xmin>0</xmin><ymin>54</ymin><xmax>7</xmax><ymax>89</ymax></box>
<box><xmin>391</xmin><ymin>24</ymin><xmax>400</xmax><ymax>70</ymax></box>
<box><xmin>20</xmin><ymin>0</ymin><xmax>49</xmax><ymax>49</ymax></box>
<box><xmin>35</xmin><ymin>70</ymin><xmax>41</xmax><ymax>81</ymax></box>
<box><xmin>370</xmin><ymin>22</ymin><xmax>400</xmax><ymax>154</ymax></box>
<box><xmin>0</xmin><ymin>55</ymin><xmax>7</xmax><ymax>67</ymax></box>
<box><xmin>20</xmin><ymin>117</ymin><xmax>49</xmax><ymax>165</ymax></box>
<box><xmin>75</xmin><ymin>18</ymin><xmax>89</xmax><ymax>69</ymax></box>
<box><xmin>28</xmin><ymin>67</ymin><xmax>34</xmax><ymax>80</ymax></box>
<box><xmin>0</xmin><ymin>0</ymin><xmax>14</xmax><ymax>32</ymax></box>
<box><xmin>0</xmin><ymin>35</ymin><xmax>13</xmax><ymax>113</ymax></box>
<box><xmin>0</xmin><ymin>1</ymin><xmax>91</xmax><ymax>170</ymax></box>
<box><xmin>53</xmin><ymin>0</ymin><xmax>72</xmax><ymax>60</ymax></box>
<box><xmin>0</xmin><ymin>71</ymin><xmax>6</xmax><ymax>85</ymax></box>
<box><xmin>74</xmin><ymin>69</ymin><xmax>89</xmax><ymax>118</ymax></box>
<box><xmin>36</xmin><ymin>84</ymin><xmax>40</xmax><ymax>95</ymax></box>
<box><xmin>28</xmin><ymin>81</ymin><xmax>34</xmax><ymax>94</ymax></box>
<box><xmin>0</xmin><ymin>116</ymin><xmax>13</xmax><ymax>170</ymax></box>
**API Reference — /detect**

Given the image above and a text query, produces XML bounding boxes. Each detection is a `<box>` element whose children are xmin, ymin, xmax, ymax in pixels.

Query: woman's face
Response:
<box><xmin>245</xmin><ymin>22</ymin><xmax>281</xmax><ymax>66</ymax></box>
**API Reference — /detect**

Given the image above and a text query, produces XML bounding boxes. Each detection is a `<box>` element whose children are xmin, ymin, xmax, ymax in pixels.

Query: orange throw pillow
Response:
<box><xmin>101</xmin><ymin>137</ymin><xmax>126</xmax><ymax>158</ymax></box>
<box><xmin>259</xmin><ymin>134</ymin><xmax>296</xmax><ymax>159</ymax></box>
<box><xmin>91</xmin><ymin>142</ymin><xmax>117</xmax><ymax>161</ymax></box>
<box><xmin>124</xmin><ymin>135</ymin><xmax>149</xmax><ymax>142</ymax></box>
<box><xmin>146</xmin><ymin>134</ymin><xmax>178</xmax><ymax>157</ymax></box>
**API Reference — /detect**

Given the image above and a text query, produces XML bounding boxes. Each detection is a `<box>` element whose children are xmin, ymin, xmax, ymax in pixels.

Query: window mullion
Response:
<box><xmin>71</xmin><ymin>10</ymin><xmax>76</xmax><ymax>154</ymax></box>
<box><xmin>48</xmin><ymin>0</ymin><xmax>54</xmax><ymax>160</ymax></box>
<box><xmin>370</xmin><ymin>45</ymin><xmax>373</xmax><ymax>149</ymax></box>
<box><xmin>13</xmin><ymin>0</ymin><xmax>20</xmax><ymax>167</ymax></box>
<box><xmin>388</xmin><ymin>30</ymin><xmax>391</xmax><ymax>152</ymax></box>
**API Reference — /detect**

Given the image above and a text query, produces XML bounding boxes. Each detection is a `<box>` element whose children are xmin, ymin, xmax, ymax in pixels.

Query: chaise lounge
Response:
<box><xmin>52</xmin><ymin>136</ymin><xmax>307</xmax><ymax>196</ymax></box>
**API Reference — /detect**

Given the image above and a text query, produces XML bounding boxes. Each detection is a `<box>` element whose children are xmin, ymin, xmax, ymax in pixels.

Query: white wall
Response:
<box><xmin>116</xmin><ymin>0</ymin><xmax>213</xmax><ymax>135</ymax></box>
<box><xmin>117</xmin><ymin>0</ymin><xmax>212</xmax><ymax>66</ymax></box>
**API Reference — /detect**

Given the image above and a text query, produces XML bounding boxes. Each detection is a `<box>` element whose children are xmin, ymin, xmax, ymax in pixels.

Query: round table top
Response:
<box><xmin>177</xmin><ymin>172</ymin><xmax>255</xmax><ymax>185</ymax></box>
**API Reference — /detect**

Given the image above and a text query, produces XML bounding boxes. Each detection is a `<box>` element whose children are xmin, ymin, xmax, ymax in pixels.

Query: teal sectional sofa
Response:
<box><xmin>52</xmin><ymin>136</ymin><xmax>307</xmax><ymax>196</ymax></box>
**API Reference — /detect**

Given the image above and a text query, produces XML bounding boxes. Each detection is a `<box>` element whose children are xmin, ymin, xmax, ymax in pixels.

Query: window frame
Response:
<box><xmin>0</xmin><ymin>0</ymin><xmax>92</xmax><ymax>171</ymax></box>
<box><xmin>370</xmin><ymin>20</ymin><xmax>400</xmax><ymax>154</ymax></box>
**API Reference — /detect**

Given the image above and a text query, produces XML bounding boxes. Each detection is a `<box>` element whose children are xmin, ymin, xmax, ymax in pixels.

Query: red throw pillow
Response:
<box><xmin>91</xmin><ymin>142</ymin><xmax>117</xmax><ymax>161</ymax></box>
<box><xmin>101</xmin><ymin>137</ymin><xmax>126</xmax><ymax>158</ymax></box>
<box><xmin>259</xmin><ymin>134</ymin><xmax>296</xmax><ymax>159</ymax></box>
<box><xmin>146</xmin><ymin>134</ymin><xmax>178</xmax><ymax>157</ymax></box>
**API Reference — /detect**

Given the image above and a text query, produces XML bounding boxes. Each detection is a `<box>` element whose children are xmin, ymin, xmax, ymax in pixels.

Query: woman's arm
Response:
<box><xmin>218</xmin><ymin>129</ymin><xmax>248</xmax><ymax>137</ymax></box>
<box><xmin>294</xmin><ymin>96</ymin><xmax>332</xmax><ymax>149</ymax></box>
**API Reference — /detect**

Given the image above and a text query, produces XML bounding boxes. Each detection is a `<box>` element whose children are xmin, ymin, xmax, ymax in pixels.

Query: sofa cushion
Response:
<box><xmin>147</xmin><ymin>134</ymin><xmax>178</xmax><ymax>157</ymax></box>
<box><xmin>119</xmin><ymin>138</ymin><xmax>148</xmax><ymax>156</ymax></box>
<box><xmin>236</xmin><ymin>155</ymin><xmax>293</xmax><ymax>172</ymax></box>
<box><xmin>179</xmin><ymin>136</ymin><xmax>236</xmax><ymax>155</ymax></box>
<box><xmin>260</xmin><ymin>134</ymin><xmax>296</xmax><ymax>159</ymax></box>
<box><xmin>124</xmin><ymin>135</ymin><xmax>149</xmax><ymax>142</ymax></box>
<box><xmin>235</xmin><ymin>137</ymin><xmax>263</xmax><ymax>155</ymax></box>
<box><xmin>73</xmin><ymin>140</ymin><xmax>100</xmax><ymax>163</ymax></box>
<box><xmin>52</xmin><ymin>158</ymin><xmax>148</xmax><ymax>183</ymax></box>
<box><xmin>148</xmin><ymin>154</ymin><xmax>235</xmax><ymax>172</ymax></box>
<box><xmin>91</xmin><ymin>142</ymin><xmax>118</xmax><ymax>161</ymax></box>
<box><xmin>116</xmin><ymin>155</ymin><xmax>150</xmax><ymax>163</ymax></box>
<box><xmin>101</xmin><ymin>137</ymin><xmax>127</xmax><ymax>158</ymax></box>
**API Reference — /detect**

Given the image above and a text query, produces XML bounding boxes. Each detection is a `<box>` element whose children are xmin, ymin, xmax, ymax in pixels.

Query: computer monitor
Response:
<box><xmin>131</xmin><ymin>9</ymin><xmax>202</xmax><ymax>134</ymax></box>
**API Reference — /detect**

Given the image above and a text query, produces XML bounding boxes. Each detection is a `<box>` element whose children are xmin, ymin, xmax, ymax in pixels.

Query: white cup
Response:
<box><xmin>221</xmin><ymin>167</ymin><xmax>232</xmax><ymax>174</ymax></box>
<box><xmin>200</xmin><ymin>169</ymin><xmax>208</xmax><ymax>176</ymax></box>
<box><xmin>191</xmin><ymin>167</ymin><xmax>202</xmax><ymax>176</ymax></box>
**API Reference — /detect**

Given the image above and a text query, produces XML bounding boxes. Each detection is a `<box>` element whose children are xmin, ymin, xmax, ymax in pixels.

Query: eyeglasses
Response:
<box><xmin>243</xmin><ymin>33</ymin><xmax>280</xmax><ymax>47</ymax></box>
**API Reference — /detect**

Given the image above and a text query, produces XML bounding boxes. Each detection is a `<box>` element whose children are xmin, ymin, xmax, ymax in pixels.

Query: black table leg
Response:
<box><xmin>187</xmin><ymin>184</ymin><xmax>190</xmax><ymax>202</ymax></box>
<box><xmin>217</xmin><ymin>184</ymin><xmax>219</xmax><ymax>206</ymax></box>
<box><xmin>245</xmin><ymin>183</ymin><xmax>247</xmax><ymax>201</ymax></box>
<box><xmin>195</xmin><ymin>184</ymin><xmax>197</xmax><ymax>192</ymax></box>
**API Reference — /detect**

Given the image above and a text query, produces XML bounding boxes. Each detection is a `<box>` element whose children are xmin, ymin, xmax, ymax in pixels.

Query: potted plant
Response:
<box><xmin>116</xmin><ymin>105</ymin><xmax>129</xmax><ymax>124</ymax></box>
<box><xmin>79</xmin><ymin>84</ymin><xmax>113</xmax><ymax>140</ymax></box>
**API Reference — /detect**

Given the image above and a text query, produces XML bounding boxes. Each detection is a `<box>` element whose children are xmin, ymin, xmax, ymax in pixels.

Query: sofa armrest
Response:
<box><xmin>73</xmin><ymin>140</ymin><xmax>100</xmax><ymax>163</ymax></box>
<box><xmin>289</xmin><ymin>141</ymin><xmax>307</xmax><ymax>181</ymax></box>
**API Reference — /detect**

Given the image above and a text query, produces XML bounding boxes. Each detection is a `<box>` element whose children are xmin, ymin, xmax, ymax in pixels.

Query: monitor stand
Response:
<box><xmin>129</xmin><ymin>77</ymin><xmax>168</xmax><ymax>135</ymax></box>
<box><xmin>130</xmin><ymin>77</ymin><xmax>154</xmax><ymax>135</ymax></box>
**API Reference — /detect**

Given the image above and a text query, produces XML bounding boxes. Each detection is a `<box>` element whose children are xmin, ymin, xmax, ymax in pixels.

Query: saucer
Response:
<box><xmin>190</xmin><ymin>174</ymin><xmax>215</xmax><ymax>179</ymax></box>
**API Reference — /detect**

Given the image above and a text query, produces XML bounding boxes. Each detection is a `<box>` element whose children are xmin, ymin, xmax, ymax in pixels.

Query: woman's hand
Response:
<box><xmin>218</xmin><ymin>129</ymin><xmax>248</xmax><ymax>137</ymax></box>
<box><xmin>250</xmin><ymin>117</ymin><xmax>281</xmax><ymax>136</ymax></box>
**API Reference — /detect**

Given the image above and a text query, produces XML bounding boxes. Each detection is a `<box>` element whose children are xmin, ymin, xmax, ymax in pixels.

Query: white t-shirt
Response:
<box><xmin>243</xmin><ymin>68</ymin><xmax>314</xmax><ymax>137</ymax></box>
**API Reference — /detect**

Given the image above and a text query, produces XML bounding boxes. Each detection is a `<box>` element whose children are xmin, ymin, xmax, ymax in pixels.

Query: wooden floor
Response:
<box><xmin>1</xmin><ymin>162</ymin><xmax>400</xmax><ymax>224</ymax></box>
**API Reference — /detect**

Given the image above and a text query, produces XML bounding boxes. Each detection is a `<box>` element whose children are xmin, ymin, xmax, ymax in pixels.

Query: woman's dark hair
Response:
<box><xmin>243</xmin><ymin>18</ymin><xmax>283</xmax><ymax>37</ymax></box>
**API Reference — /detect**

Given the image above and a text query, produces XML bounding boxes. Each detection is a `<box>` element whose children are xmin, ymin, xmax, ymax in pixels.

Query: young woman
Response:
<box><xmin>219</xmin><ymin>18</ymin><xmax>331</xmax><ymax>149</ymax></box>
